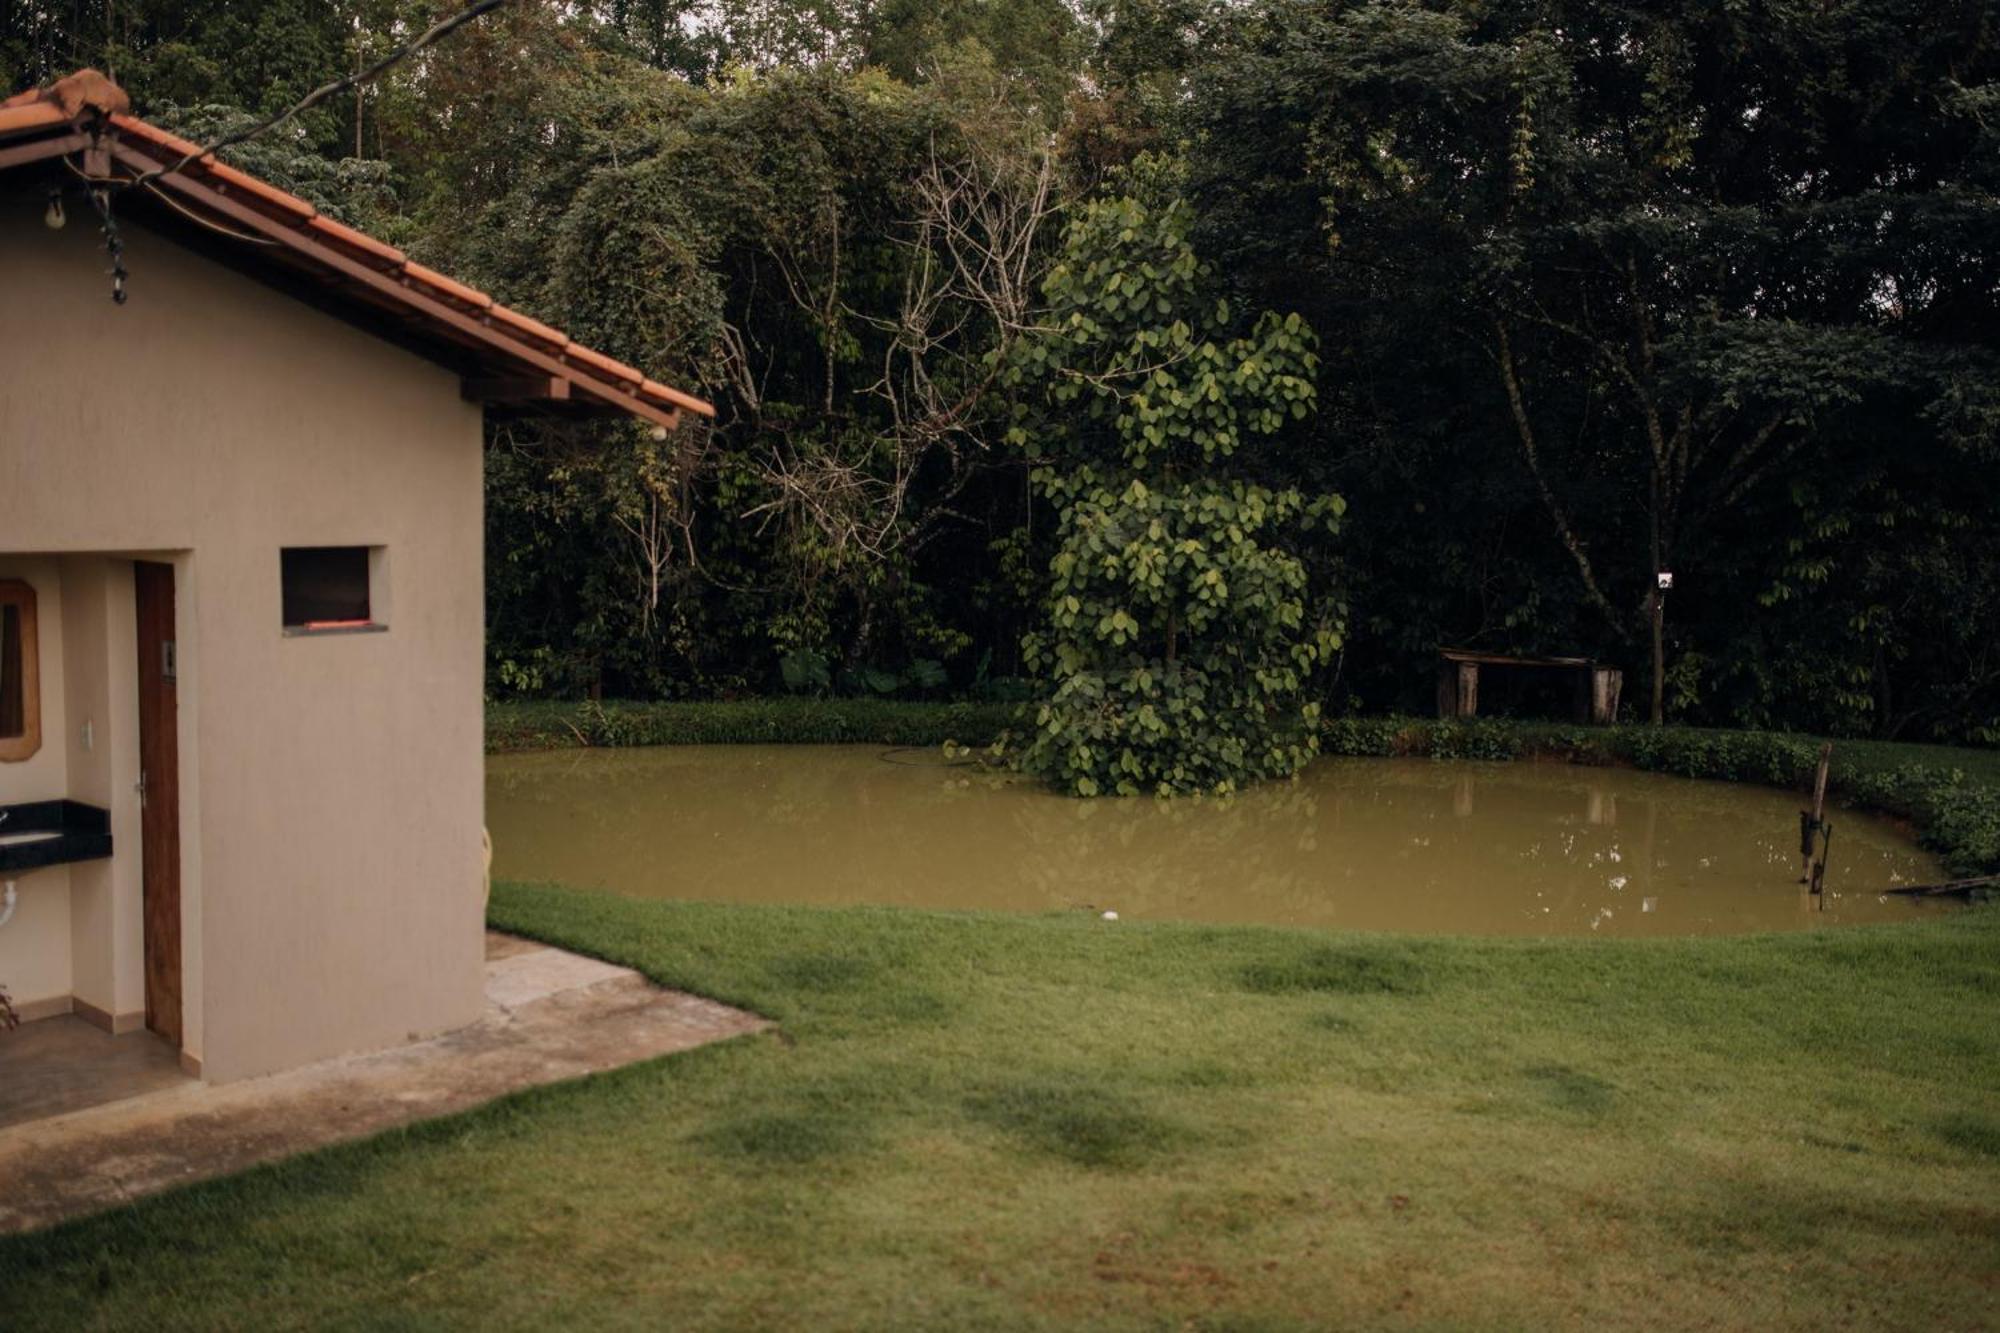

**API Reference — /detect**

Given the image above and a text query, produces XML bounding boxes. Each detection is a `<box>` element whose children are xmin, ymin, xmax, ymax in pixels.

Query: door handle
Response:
<box><xmin>136</xmin><ymin>768</ymin><xmax>147</xmax><ymax>808</ymax></box>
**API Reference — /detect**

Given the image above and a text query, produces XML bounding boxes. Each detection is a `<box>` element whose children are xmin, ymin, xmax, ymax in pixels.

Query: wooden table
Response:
<box><xmin>1436</xmin><ymin>649</ymin><xmax>1623</xmax><ymax>725</ymax></box>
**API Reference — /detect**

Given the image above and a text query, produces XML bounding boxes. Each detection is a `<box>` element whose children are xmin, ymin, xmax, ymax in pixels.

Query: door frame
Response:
<box><xmin>134</xmin><ymin>559</ymin><xmax>182</xmax><ymax>1050</ymax></box>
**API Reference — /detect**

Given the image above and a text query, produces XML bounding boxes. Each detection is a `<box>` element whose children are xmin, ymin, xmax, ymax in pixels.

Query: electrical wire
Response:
<box><xmin>66</xmin><ymin>155</ymin><xmax>263</xmax><ymax>244</ymax></box>
<box><xmin>125</xmin><ymin>0</ymin><xmax>508</xmax><ymax>191</ymax></box>
<box><xmin>139</xmin><ymin>176</ymin><xmax>279</xmax><ymax>245</ymax></box>
<box><xmin>86</xmin><ymin>182</ymin><xmax>127</xmax><ymax>302</ymax></box>
<box><xmin>63</xmin><ymin>154</ymin><xmax>277</xmax><ymax>247</ymax></box>
<box><xmin>57</xmin><ymin>1</ymin><xmax>502</xmax><ymax>301</ymax></box>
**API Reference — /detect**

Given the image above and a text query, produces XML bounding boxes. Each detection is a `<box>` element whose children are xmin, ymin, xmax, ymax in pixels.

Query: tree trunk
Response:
<box><xmin>1647</xmin><ymin>460</ymin><xmax>1665</xmax><ymax>726</ymax></box>
<box><xmin>1649</xmin><ymin>590</ymin><xmax>1664</xmax><ymax>726</ymax></box>
<box><xmin>1492</xmin><ymin>323</ymin><xmax>1627</xmax><ymax>637</ymax></box>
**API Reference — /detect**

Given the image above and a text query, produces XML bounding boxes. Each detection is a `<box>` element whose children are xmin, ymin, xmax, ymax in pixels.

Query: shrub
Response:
<box><xmin>1320</xmin><ymin>716</ymin><xmax>2000</xmax><ymax>877</ymax></box>
<box><xmin>1004</xmin><ymin>179</ymin><xmax>1341</xmax><ymax>797</ymax></box>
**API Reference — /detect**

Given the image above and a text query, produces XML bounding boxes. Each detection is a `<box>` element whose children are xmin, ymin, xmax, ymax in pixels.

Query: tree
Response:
<box><xmin>1178</xmin><ymin>0</ymin><xmax>2000</xmax><ymax>730</ymax></box>
<box><xmin>27</xmin><ymin>0</ymin><xmax>1997</xmax><ymax>741</ymax></box>
<box><xmin>445</xmin><ymin>58</ymin><xmax>1059</xmax><ymax>697</ymax></box>
<box><xmin>1005</xmin><ymin>171</ymin><xmax>1341</xmax><ymax>796</ymax></box>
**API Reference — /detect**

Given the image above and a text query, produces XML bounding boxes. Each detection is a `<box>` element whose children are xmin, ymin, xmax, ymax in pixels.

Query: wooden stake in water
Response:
<box><xmin>1801</xmin><ymin>742</ymin><xmax>1832</xmax><ymax>889</ymax></box>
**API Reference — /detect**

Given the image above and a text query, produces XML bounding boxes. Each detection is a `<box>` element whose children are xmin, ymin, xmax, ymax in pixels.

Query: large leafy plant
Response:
<box><xmin>1005</xmin><ymin>176</ymin><xmax>1343</xmax><ymax>796</ymax></box>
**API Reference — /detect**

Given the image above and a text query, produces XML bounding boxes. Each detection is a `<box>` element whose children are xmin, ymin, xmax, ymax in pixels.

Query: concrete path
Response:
<box><xmin>0</xmin><ymin>934</ymin><xmax>768</xmax><ymax>1234</ymax></box>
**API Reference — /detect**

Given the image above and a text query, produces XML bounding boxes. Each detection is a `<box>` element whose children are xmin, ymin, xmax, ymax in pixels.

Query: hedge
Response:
<box><xmin>486</xmin><ymin>698</ymin><xmax>1016</xmax><ymax>754</ymax></box>
<box><xmin>1319</xmin><ymin>716</ymin><xmax>2000</xmax><ymax>878</ymax></box>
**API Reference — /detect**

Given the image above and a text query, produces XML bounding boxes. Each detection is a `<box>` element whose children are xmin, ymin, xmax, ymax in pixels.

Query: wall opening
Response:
<box><xmin>280</xmin><ymin>547</ymin><xmax>387</xmax><ymax>635</ymax></box>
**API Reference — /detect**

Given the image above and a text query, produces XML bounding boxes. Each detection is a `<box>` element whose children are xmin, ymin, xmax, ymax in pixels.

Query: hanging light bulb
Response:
<box><xmin>43</xmin><ymin>191</ymin><xmax>65</xmax><ymax>230</ymax></box>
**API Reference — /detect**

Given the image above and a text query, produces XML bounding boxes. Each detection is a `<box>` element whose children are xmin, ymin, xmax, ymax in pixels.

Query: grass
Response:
<box><xmin>3</xmin><ymin>885</ymin><xmax>1996</xmax><ymax>1330</ymax></box>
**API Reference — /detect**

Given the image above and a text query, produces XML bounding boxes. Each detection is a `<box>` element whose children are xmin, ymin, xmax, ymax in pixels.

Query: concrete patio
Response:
<box><xmin>0</xmin><ymin>1013</ymin><xmax>190</xmax><ymax>1131</ymax></box>
<box><xmin>0</xmin><ymin>933</ymin><xmax>768</xmax><ymax>1234</ymax></box>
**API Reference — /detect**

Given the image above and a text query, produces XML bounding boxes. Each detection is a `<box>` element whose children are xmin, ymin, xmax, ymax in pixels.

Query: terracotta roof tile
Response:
<box><xmin>4</xmin><ymin>69</ymin><xmax>714</xmax><ymax>423</ymax></box>
<box><xmin>403</xmin><ymin>262</ymin><xmax>493</xmax><ymax>310</ymax></box>
<box><xmin>485</xmin><ymin>304</ymin><xmax>568</xmax><ymax>349</ymax></box>
<box><xmin>643</xmin><ymin>378</ymin><xmax>714</xmax><ymax>416</ymax></box>
<box><xmin>203</xmin><ymin>159</ymin><xmax>316</xmax><ymax>222</ymax></box>
<box><xmin>563</xmin><ymin>342</ymin><xmax>646</xmax><ymax>388</ymax></box>
<box><xmin>107</xmin><ymin>113</ymin><xmax>200</xmax><ymax>158</ymax></box>
<box><xmin>307</xmin><ymin>215</ymin><xmax>405</xmax><ymax>267</ymax></box>
<box><xmin>109</xmin><ymin>116</ymin><xmax>316</xmax><ymax>224</ymax></box>
<box><xmin>0</xmin><ymin>102</ymin><xmax>68</xmax><ymax>138</ymax></box>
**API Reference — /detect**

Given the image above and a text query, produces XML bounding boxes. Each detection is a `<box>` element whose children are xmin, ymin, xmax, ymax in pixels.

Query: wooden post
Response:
<box><xmin>1588</xmin><ymin>667</ymin><xmax>1622</xmax><ymax>725</ymax></box>
<box><xmin>1801</xmin><ymin>742</ymin><xmax>1832</xmax><ymax>885</ymax></box>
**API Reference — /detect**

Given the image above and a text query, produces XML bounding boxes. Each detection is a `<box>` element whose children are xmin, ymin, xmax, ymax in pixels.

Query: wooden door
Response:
<box><xmin>135</xmin><ymin>561</ymin><xmax>182</xmax><ymax>1047</ymax></box>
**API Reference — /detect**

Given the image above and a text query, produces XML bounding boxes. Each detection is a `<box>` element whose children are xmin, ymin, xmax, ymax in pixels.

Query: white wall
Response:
<box><xmin>59</xmin><ymin>556</ymin><xmax>144</xmax><ymax>1027</ymax></box>
<box><xmin>0</xmin><ymin>556</ymin><xmax>70</xmax><ymax>1012</ymax></box>
<box><xmin>0</xmin><ymin>203</ymin><xmax>489</xmax><ymax>1080</ymax></box>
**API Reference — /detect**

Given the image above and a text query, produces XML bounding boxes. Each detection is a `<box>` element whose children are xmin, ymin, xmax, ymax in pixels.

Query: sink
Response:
<box><xmin>0</xmin><ymin>801</ymin><xmax>112</xmax><ymax>874</ymax></box>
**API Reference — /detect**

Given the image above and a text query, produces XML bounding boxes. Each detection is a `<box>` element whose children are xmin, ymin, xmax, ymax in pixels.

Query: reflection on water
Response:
<box><xmin>486</xmin><ymin>747</ymin><xmax>1954</xmax><ymax>937</ymax></box>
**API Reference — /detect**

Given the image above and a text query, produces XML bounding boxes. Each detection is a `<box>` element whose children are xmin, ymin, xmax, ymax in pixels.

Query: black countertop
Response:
<box><xmin>0</xmin><ymin>800</ymin><xmax>113</xmax><ymax>874</ymax></box>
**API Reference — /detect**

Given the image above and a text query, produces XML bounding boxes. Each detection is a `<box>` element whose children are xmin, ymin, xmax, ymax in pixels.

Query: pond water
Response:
<box><xmin>486</xmin><ymin>746</ymin><xmax>1953</xmax><ymax>937</ymax></box>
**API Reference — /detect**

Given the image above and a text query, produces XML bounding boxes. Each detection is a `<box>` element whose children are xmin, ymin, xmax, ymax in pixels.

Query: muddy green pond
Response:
<box><xmin>486</xmin><ymin>746</ymin><xmax>1953</xmax><ymax>937</ymax></box>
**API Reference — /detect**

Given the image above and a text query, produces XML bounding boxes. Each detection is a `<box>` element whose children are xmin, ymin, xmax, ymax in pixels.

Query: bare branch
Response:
<box><xmin>746</xmin><ymin>112</ymin><xmax>1059</xmax><ymax>571</ymax></box>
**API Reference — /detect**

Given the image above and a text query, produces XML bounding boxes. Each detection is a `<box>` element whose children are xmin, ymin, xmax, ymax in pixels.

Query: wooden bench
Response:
<box><xmin>1436</xmin><ymin>649</ymin><xmax>1623</xmax><ymax>725</ymax></box>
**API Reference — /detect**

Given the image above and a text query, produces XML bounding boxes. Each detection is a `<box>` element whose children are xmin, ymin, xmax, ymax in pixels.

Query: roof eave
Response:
<box><xmin>0</xmin><ymin>106</ymin><xmax>713</xmax><ymax>429</ymax></box>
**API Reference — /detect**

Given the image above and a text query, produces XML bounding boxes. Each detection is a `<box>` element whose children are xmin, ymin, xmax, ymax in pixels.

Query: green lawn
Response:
<box><xmin>4</xmin><ymin>885</ymin><xmax>1996</xmax><ymax>1330</ymax></box>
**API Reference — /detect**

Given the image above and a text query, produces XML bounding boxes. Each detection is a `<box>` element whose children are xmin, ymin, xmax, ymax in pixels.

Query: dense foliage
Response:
<box><xmin>1007</xmin><ymin>181</ymin><xmax>1339</xmax><ymax>793</ymax></box>
<box><xmin>9</xmin><ymin>0</ymin><xmax>1997</xmax><ymax>746</ymax></box>
<box><xmin>1320</xmin><ymin>716</ymin><xmax>2000</xmax><ymax>876</ymax></box>
<box><xmin>1175</xmin><ymin>0</ymin><xmax>2000</xmax><ymax>740</ymax></box>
